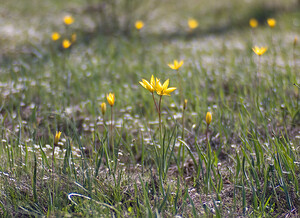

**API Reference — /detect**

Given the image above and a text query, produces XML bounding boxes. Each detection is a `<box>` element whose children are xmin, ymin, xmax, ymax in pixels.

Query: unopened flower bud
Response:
<box><xmin>184</xmin><ymin>99</ymin><xmax>188</xmax><ymax>110</ymax></box>
<box><xmin>206</xmin><ymin>112</ymin><xmax>212</xmax><ymax>125</ymax></box>
<box><xmin>101</xmin><ymin>102</ymin><xmax>106</xmax><ymax>115</ymax></box>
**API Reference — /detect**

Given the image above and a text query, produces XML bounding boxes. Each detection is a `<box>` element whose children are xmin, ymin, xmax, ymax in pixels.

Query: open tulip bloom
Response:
<box><xmin>249</xmin><ymin>18</ymin><xmax>258</xmax><ymax>28</ymax></box>
<box><xmin>135</xmin><ymin>20</ymin><xmax>144</xmax><ymax>30</ymax></box>
<box><xmin>140</xmin><ymin>75</ymin><xmax>176</xmax><ymax>139</ymax></box>
<box><xmin>168</xmin><ymin>60</ymin><xmax>184</xmax><ymax>70</ymax></box>
<box><xmin>64</xmin><ymin>15</ymin><xmax>74</xmax><ymax>25</ymax></box>
<box><xmin>252</xmin><ymin>46</ymin><xmax>267</xmax><ymax>56</ymax></box>
<box><xmin>252</xmin><ymin>46</ymin><xmax>267</xmax><ymax>82</ymax></box>
<box><xmin>155</xmin><ymin>78</ymin><xmax>177</xmax><ymax>96</ymax></box>
<box><xmin>140</xmin><ymin>75</ymin><xmax>176</xmax><ymax>96</ymax></box>
<box><xmin>188</xmin><ymin>18</ymin><xmax>198</xmax><ymax>30</ymax></box>
<box><xmin>139</xmin><ymin>75</ymin><xmax>156</xmax><ymax>93</ymax></box>
<box><xmin>267</xmin><ymin>18</ymin><xmax>276</xmax><ymax>28</ymax></box>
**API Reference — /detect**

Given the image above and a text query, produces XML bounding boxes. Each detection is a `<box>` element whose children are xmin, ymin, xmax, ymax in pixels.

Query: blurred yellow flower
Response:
<box><xmin>249</xmin><ymin>18</ymin><xmax>258</xmax><ymax>28</ymax></box>
<box><xmin>107</xmin><ymin>93</ymin><xmax>115</xmax><ymax>106</ymax></box>
<box><xmin>101</xmin><ymin>102</ymin><xmax>106</xmax><ymax>115</ymax></box>
<box><xmin>267</xmin><ymin>18</ymin><xmax>276</xmax><ymax>28</ymax></box>
<box><xmin>206</xmin><ymin>112</ymin><xmax>212</xmax><ymax>125</ymax></box>
<box><xmin>64</xmin><ymin>15</ymin><xmax>74</xmax><ymax>25</ymax></box>
<box><xmin>252</xmin><ymin>46</ymin><xmax>267</xmax><ymax>56</ymax></box>
<box><xmin>54</xmin><ymin>131</ymin><xmax>62</xmax><ymax>145</ymax></box>
<box><xmin>51</xmin><ymin>32</ymin><xmax>61</xmax><ymax>41</ymax></box>
<box><xmin>135</xmin><ymin>20</ymin><xmax>144</xmax><ymax>30</ymax></box>
<box><xmin>168</xmin><ymin>60</ymin><xmax>184</xmax><ymax>70</ymax></box>
<box><xmin>188</xmin><ymin>18</ymin><xmax>198</xmax><ymax>29</ymax></box>
<box><xmin>184</xmin><ymin>99</ymin><xmax>188</xmax><ymax>110</ymax></box>
<box><xmin>155</xmin><ymin>78</ymin><xmax>176</xmax><ymax>96</ymax></box>
<box><xmin>139</xmin><ymin>75</ymin><xmax>155</xmax><ymax>93</ymax></box>
<box><xmin>294</xmin><ymin>36</ymin><xmax>298</xmax><ymax>47</ymax></box>
<box><xmin>71</xmin><ymin>33</ymin><xmax>77</xmax><ymax>43</ymax></box>
<box><xmin>62</xmin><ymin>39</ymin><xmax>71</xmax><ymax>49</ymax></box>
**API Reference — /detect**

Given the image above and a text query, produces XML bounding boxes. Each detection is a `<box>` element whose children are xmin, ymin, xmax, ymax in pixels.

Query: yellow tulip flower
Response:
<box><xmin>54</xmin><ymin>131</ymin><xmax>62</xmax><ymax>145</ymax></box>
<box><xmin>252</xmin><ymin>46</ymin><xmax>267</xmax><ymax>56</ymax></box>
<box><xmin>206</xmin><ymin>112</ymin><xmax>212</xmax><ymax>125</ymax></box>
<box><xmin>155</xmin><ymin>78</ymin><xmax>176</xmax><ymax>96</ymax></box>
<box><xmin>62</xmin><ymin>39</ymin><xmax>71</xmax><ymax>49</ymax></box>
<box><xmin>107</xmin><ymin>93</ymin><xmax>115</xmax><ymax>106</ymax></box>
<box><xmin>64</xmin><ymin>15</ymin><xmax>74</xmax><ymax>25</ymax></box>
<box><xmin>139</xmin><ymin>75</ymin><xmax>155</xmax><ymax>93</ymax></box>
<box><xmin>71</xmin><ymin>33</ymin><xmax>77</xmax><ymax>43</ymax></box>
<box><xmin>168</xmin><ymin>60</ymin><xmax>184</xmax><ymax>70</ymax></box>
<box><xmin>135</xmin><ymin>20</ymin><xmax>144</xmax><ymax>30</ymax></box>
<box><xmin>188</xmin><ymin>18</ymin><xmax>198</xmax><ymax>29</ymax></box>
<box><xmin>249</xmin><ymin>18</ymin><xmax>258</xmax><ymax>28</ymax></box>
<box><xmin>184</xmin><ymin>99</ymin><xmax>188</xmax><ymax>110</ymax></box>
<box><xmin>267</xmin><ymin>18</ymin><xmax>276</xmax><ymax>28</ymax></box>
<box><xmin>51</xmin><ymin>32</ymin><xmax>60</xmax><ymax>41</ymax></box>
<box><xmin>101</xmin><ymin>102</ymin><xmax>106</xmax><ymax>115</ymax></box>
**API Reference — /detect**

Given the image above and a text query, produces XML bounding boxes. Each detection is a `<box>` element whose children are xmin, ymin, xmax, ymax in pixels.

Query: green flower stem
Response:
<box><xmin>181</xmin><ymin>105</ymin><xmax>186</xmax><ymax>177</ymax></box>
<box><xmin>152</xmin><ymin>93</ymin><xmax>159</xmax><ymax>114</ymax></box>
<box><xmin>177</xmin><ymin>69</ymin><xmax>183</xmax><ymax>103</ymax></box>
<box><xmin>158</xmin><ymin>95</ymin><xmax>163</xmax><ymax>144</ymax></box>
<box><xmin>52</xmin><ymin>142</ymin><xmax>55</xmax><ymax>209</ymax></box>
<box><xmin>206</xmin><ymin>123</ymin><xmax>209</xmax><ymax>152</ymax></box>
<box><xmin>111</xmin><ymin>105</ymin><xmax>114</xmax><ymax>164</ymax></box>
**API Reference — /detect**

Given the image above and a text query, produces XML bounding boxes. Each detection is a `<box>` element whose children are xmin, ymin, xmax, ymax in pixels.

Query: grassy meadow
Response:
<box><xmin>0</xmin><ymin>0</ymin><xmax>300</xmax><ymax>216</ymax></box>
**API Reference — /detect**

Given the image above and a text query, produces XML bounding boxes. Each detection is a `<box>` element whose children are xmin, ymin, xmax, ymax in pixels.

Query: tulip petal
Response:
<box><xmin>162</xmin><ymin>79</ymin><xmax>169</xmax><ymax>90</ymax></box>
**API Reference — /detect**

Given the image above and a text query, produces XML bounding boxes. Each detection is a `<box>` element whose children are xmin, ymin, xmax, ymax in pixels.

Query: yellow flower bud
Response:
<box><xmin>184</xmin><ymin>99</ymin><xmax>188</xmax><ymax>110</ymax></box>
<box><xmin>294</xmin><ymin>36</ymin><xmax>298</xmax><ymax>47</ymax></box>
<box><xmin>101</xmin><ymin>102</ymin><xmax>106</xmax><ymax>115</ymax></box>
<box><xmin>71</xmin><ymin>33</ymin><xmax>77</xmax><ymax>43</ymax></box>
<box><xmin>51</xmin><ymin>32</ymin><xmax>60</xmax><ymax>41</ymax></box>
<box><xmin>267</xmin><ymin>18</ymin><xmax>276</xmax><ymax>28</ymax></box>
<box><xmin>206</xmin><ymin>112</ymin><xmax>212</xmax><ymax>125</ymax></box>
<box><xmin>54</xmin><ymin>131</ymin><xmax>62</xmax><ymax>145</ymax></box>
<box><xmin>62</xmin><ymin>39</ymin><xmax>71</xmax><ymax>49</ymax></box>
<box><xmin>188</xmin><ymin>18</ymin><xmax>198</xmax><ymax>29</ymax></box>
<box><xmin>106</xmin><ymin>93</ymin><xmax>115</xmax><ymax>106</ymax></box>
<box><xmin>249</xmin><ymin>18</ymin><xmax>258</xmax><ymax>28</ymax></box>
<box><xmin>135</xmin><ymin>21</ymin><xmax>144</xmax><ymax>30</ymax></box>
<box><xmin>64</xmin><ymin>15</ymin><xmax>74</xmax><ymax>25</ymax></box>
